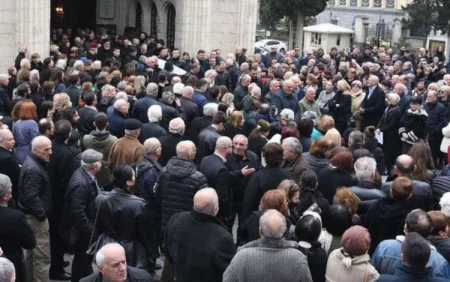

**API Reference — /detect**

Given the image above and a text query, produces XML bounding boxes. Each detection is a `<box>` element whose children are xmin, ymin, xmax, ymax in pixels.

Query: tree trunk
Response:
<box><xmin>294</xmin><ymin>13</ymin><xmax>305</xmax><ymax>51</ymax></box>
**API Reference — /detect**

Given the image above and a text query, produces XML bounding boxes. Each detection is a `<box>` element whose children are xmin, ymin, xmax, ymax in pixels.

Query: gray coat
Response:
<box><xmin>223</xmin><ymin>237</ymin><xmax>313</xmax><ymax>282</ymax></box>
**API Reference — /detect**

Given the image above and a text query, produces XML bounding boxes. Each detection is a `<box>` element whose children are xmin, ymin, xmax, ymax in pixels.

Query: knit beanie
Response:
<box><xmin>341</xmin><ymin>226</ymin><xmax>370</xmax><ymax>256</ymax></box>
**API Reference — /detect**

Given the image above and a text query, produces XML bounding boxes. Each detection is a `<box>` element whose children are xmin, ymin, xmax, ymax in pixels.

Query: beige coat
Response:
<box><xmin>325</xmin><ymin>248</ymin><xmax>379</xmax><ymax>282</ymax></box>
<box><xmin>350</xmin><ymin>90</ymin><xmax>366</xmax><ymax>130</ymax></box>
<box><xmin>108</xmin><ymin>134</ymin><xmax>144</xmax><ymax>170</ymax></box>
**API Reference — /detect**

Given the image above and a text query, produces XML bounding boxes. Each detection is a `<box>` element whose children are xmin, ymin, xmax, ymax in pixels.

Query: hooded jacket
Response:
<box><xmin>156</xmin><ymin>157</ymin><xmax>208</xmax><ymax>235</ymax></box>
<box><xmin>83</xmin><ymin>131</ymin><xmax>117</xmax><ymax>187</ymax></box>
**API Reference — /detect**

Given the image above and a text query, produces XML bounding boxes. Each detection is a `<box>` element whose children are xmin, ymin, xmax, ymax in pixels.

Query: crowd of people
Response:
<box><xmin>0</xmin><ymin>27</ymin><xmax>449</xmax><ymax>282</ymax></box>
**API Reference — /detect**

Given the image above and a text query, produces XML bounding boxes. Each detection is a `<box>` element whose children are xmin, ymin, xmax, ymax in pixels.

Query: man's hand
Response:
<box><xmin>402</xmin><ymin>133</ymin><xmax>408</xmax><ymax>140</ymax></box>
<box><xmin>375</xmin><ymin>129</ymin><xmax>381</xmax><ymax>135</ymax></box>
<box><xmin>175</xmin><ymin>97</ymin><xmax>181</xmax><ymax>107</ymax></box>
<box><xmin>241</xmin><ymin>165</ymin><xmax>255</xmax><ymax>176</ymax></box>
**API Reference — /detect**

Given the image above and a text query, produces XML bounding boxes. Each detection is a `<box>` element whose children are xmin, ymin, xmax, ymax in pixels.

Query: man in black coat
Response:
<box><xmin>200</xmin><ymin>136</ymin><xmax>255</xmax><ymax>224</ymax></box>
<box><xmin>157</xmin><ymin>117</ymin><xmax>185</xmax><ymax>166</ymax></box>
<box><xmin>17</xmin><ymin>136</ymin><xmax>53</xmax><ymax>282</ymax></box>
<box><xmin>66</xmin><ymin>75</ymin><xmax>81</xmax><ymax>108</ymax></box>
<box><xmin>164</xmin><ymin>188</ymin><xmax>236</xmax><ymax>282</ymax></box>
<box><xmin>48</xmin><ymin>120</ymin><xmax>80</xmax><ymax>280</ymax></box>
<box><xmin>189</xmin><ymin>103</ymin><xmax>216</xmax><ymax>141</ymax></box>
<box><xmin>215</xmin><ymin>61</ymin><xmax>232</xmax><ymax>91</ymax></box>
<box><xmin>233</xmin><ymin>74</ymin><xmax>251</xmax><ymax>109</ymax></box>
<box><xmin>226</xmin><ymin>135</ymin><xmax>259</xmax><ymax>228</ymax></box>
<box><xmin>0</xmin><ymin>74</ymin><xmax>12</xmax><ymax>115</ymax></box>
<box><xmin>159</xmin><ymin>91</ymin><xmax>185</xmax><ymax>131</ymax></box>
<box><xmin>77</xmin><ymin>92</ymin><xmax>98</xmax><ymax>138</ymax></box>
<box><xmin>139</xmin><ymin>105</ymin><xmax>167</xmax><ymax>144</ymax></box>
<box><xmin>0</xmin><ymin>174</ymin><xmax>36</xmax><ymax>282</ymax></box>
<box><xmin>0</xmin><ymin>129</ymin><xmax>21</xmax><ymax>204</ymax></box>
<box><xmin>80</xmin><ymin>243</ymin><xmax>152</xmax><ymax>282</ymax></box>
<box><xmin>196</xmin><ymin>112</ymin><xmax>227</xmax><ymax>164</ymax></box>
<box><xmin>423</xmin><ymin>90</ymin><xmax>447</xmax><ymax>166</ymax></box>
<box><xmin>361</xmin><ymin>75</ymin><xmax>386</xmax><ymax>129</ymax></box>
<box><xmin>60</xmin><ymin>149</ymin><xmax>103</xmax><ymax>282</ymax></box>
<box><xmin>179</xmin><ymin>86</ymin><xmax>200</xmax><ymax>135</ymax></box>
<box><xmin>132</xmin><ymin>83</ymin><xmax>159</xmax><ymax>123</ymax></box>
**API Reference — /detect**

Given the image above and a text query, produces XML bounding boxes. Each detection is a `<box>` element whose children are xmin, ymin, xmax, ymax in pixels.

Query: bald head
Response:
<box><xmin>259</xmin><ymin>209</ymin><xmax>286</xmax><ymax>239</ymax></box>
<box><xmin>395</xmin><ymin>154</ymin><xmax>415</xmax><ymax>175</ymax></box>
<box><xmin>193</xmin><ymin>188</ymin><xmax>219</xmax><ymax>216</ymax></box>
<box><xmin>95</xmin><ymin>243</ymin><xmax>126</xmax><ymax>268</ymax></box>
<box><xmin>176</xmin><ymin>140</ymin><xmax>196</xmax><ymax>160</ymax></box>
<box><xmin>182</xmin><ymin>86</ymin><xmax>194</xmax><ymax>99</ymax></box>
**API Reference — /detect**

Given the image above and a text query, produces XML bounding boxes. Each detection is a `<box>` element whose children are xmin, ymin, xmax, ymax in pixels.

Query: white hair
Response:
<box><xmin>0</xmin><ymin>258</ymin><xmax>15</xmax><ymax>282</ymax></box>
<box><xmin>95</xmin><ymin>243</ymin><xmax>125</xmax><ymax>266</ymax></box>
<box><xmin>387</xmin><ymin>93</ymin><xmax>401</xmax><ymax>105</ymax></box>
<box><xmin>143</xmin><ymin>138</ymin><xmax>161</xmax><ymax>155</ymax></box>
<box><xmin>115</xmin><ymin>91</ymin><xmax>128</xmax><ymax>101</ymax></box>
<box><xmin>354</xmin><ymin>157</ymin><xmax>377</xmax><ymax>181</ymax></box>
<box><xmin>113</xmin><ymin>99</ymin><xmax>127</xmax><ymax>110</ymax></box>
<box><xmin>440</xmin><ymin>192</ymin><xmax>450</xmax><ymax>216</ymax></box>
<box><xmin>205</xmin><ymin>69</ymin><xmax>217</xmax><ymax>80</ymax></box>
<box><xmin>259</xmin><ymin>209</ymin><xmax>286</xmax><ymax>239</ymax></box>
<box><xmin>73</xmin><ymin>60</ymin><xmax>84</xmax><ymax>69</ymax></box>
<box><xmin>282</xmin><ymin>137</ymin><xmax>303</xmax><ymax>155</ymax></box>
<box><xmin>31</xmin><ymin>136</ymin><xmax>51</xmax><ymax>151</ymax></box>
<box><xmin>279</xmin><ymin>109</ymin><xmax>295</xmax><ymax>121</ymax></box>
<box><xmin>169</xmin><ymin>117</ymin><xmax>185</xmax><ymax>134</ymax></box>
<box><xmin>215</xmin><ymin>136</ymin><xmax>232</xmax><ymax>150</ymax></box>
<box><xmin>55</xmin><ymin>59</ymin><xmax>67</xmax><ymax>70</ymax></box>
<box><xmin>20</xmin><ymin>58</ymin><xmax>30</xmax><ymax>69</ymax></box>
<box><xmin>146</xmin><ymin>82</ymin><xmax>158</xmax><ymax>96</ymax></box>
<box><xmin>203</xmin><ymin>103</ymin><xmax>218</xmax><ymax>117</ymax></box>
<box><xmin>148</xmin><ymin>105</ymin><xmax>162</xmax><ymax>122</ymax></box>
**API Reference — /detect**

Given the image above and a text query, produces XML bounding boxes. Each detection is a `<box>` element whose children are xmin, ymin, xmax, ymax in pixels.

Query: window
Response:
<box><xmin>336</xmin><ymin>34</ymin><xmax>341</xmax><ymax>46</ymax></box>
<box><xmin>151</xmin><ymin>3</ymin><xmax>158</xmax><ymax>36</ymax></box>
<box><xmin>311</xmin><ymin>33</ymin><xmax>322</xmax><ymax>45</ymax></box>
<box><xmin>386</xmin><ymin>0</ymin><xmax>395</xmax><ymax>8</ymax></box>
<box><xmin>166</xmin><ymin>4</ymin><xmax>176</xmax><ymax>49</ymax></box>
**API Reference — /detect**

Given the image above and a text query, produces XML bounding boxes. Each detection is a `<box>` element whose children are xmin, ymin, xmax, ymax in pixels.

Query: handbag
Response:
<box><xmin>85</xmin><ymin>194</ymin><xmax>110</xmax><ymax>256</ymax></box>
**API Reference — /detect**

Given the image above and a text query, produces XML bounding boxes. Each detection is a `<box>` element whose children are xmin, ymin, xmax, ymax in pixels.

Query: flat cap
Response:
<box><xmin>81</xmin><ymin>149</ymin><xmax>103</xmax><ymax>164</ymax></box>
<box><xmin>124</xmin><ymin>118</ymin><xmax>142</xmax><ymax>130</ymax></box>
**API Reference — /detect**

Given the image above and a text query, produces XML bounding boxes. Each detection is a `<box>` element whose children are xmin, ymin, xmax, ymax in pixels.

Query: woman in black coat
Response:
<box><xmin>376</xmin><ymin>93</ymin><xmax>402</xmax><ymax>174</ymax></box>
<box><xmin>95</xmin><ymin>165</ymin><xmax>156</xmax><ymax>272</ymax></box>
<box><xmin>328</xmin><ymin>80</ymin><xmax>352</xmax><ymax>134</ymax></box>
<box><xmin>398</xmin><ymin>97</ymin><xmax>428</xmax><ymax>153</ymax></box>
<box><xmin>242</xmin><ymin>143</ymin><xmax>290</xmax><ymax>221</ymax></box>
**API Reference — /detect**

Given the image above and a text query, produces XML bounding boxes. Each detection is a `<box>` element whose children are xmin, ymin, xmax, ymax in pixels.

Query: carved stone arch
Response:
<box><xmin>160</xmin><ymin>0</ymin><xmax>177</xmax><ymax>48</ymax></box>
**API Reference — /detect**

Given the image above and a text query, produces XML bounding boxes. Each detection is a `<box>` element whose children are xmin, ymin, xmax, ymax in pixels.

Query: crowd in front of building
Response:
<box><xmin>0</xmin><ymin>27</ymin><xmax>450</xmax><ymax>282</ymax></box>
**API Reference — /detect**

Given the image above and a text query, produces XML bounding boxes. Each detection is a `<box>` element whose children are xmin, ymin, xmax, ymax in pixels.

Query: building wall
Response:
<box><xmin>0</xmin><ymin>0</ymin><xmax>50</xmax><ymax>72</ymax></box>
<box><xmin>96</xmin><ymin>0</ymin><xmax>257</xmax><ymax>56</ymax></box>
<box><xmin>304</xmin><ymin>32</ymin><xmax>351</xmax><ymax>52</ymax></box>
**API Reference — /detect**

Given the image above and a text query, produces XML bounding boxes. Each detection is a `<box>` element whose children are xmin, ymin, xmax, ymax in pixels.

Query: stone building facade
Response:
<box><xmin>315</xmin><ymin>0</ymin><xmax>409</xmax><ymax>48</ymax></box>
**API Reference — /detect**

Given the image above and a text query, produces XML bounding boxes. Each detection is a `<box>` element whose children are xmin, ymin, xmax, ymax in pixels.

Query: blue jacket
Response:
<box><xmin>272</xmin><ymin>89</ymin><xmax>299</xmax><ymax>119</ymax></box>
<box><xmin>107</xmin><ymin>109</ymin><xmax>127</xmax><ymax>138</ymax></box>
<box><xmin>378</xmin><ymin>266</ymin><xmax>449</xmax><ymax>282</ymax></box>
<box><xmin>371</xmin><ymin>236</ymin><xmax>450</xmax><ymax>279</ymax></box>
<box><xmin>132</xmin><ymin>95</ymin><xmax>159</xmax><ymax>123</ymax></box>
<box><xmin>193</xmin><ymin>90</ymin><xmax>207</xmax><ymax>109</ymax></box>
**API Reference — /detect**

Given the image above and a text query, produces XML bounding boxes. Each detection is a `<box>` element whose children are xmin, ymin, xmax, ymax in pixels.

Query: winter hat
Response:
<box><xmin>341</xmin><ymin>226</ymin><xmax>371</xmax><ymax>256</ymax></box>
<box><xmin>124</xmin><ymin>118</ymin><xmax>143</xmax><ymax>130</ymax></box>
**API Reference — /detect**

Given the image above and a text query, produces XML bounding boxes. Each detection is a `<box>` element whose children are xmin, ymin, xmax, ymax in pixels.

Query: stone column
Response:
<box><xmin>0</xmin><ymin>0</ymin><xmax>17</xmax><ymax>72</ymax></box>
<box><xmin>16</xmin><ymin>0</ymin><xmax>50</xmax><ymax>62</ymax></box>
<box><xmin>237</xmin><ymin>0</ymin><xmax>257</xmax><ymax>51</ymax></box>
<box><xmin>392</xmin><ymin>18</ymin><xmax>402</xmax><ymax>44</ymax></box>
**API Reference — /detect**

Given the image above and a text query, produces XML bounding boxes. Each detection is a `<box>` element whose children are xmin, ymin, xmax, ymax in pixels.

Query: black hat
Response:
<box><xmin>124</xmin><ymin>118</ymin><xmax>142</xmax><ymax>130</ymax></box>
<box><xmin>410</xmin><ymin>97</ymin><xmax>422</xmax><ymax>105</ymax></box>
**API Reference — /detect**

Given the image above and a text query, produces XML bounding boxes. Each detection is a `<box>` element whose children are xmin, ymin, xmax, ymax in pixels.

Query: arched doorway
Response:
<box><xmin>136</xmin><ymin>2</ymin><xmax>142</xmax><ymax>30</ymax></box>
<box><xmin>166</xmin><ymin>4</ymin><xmax>176</xmax><ymax>49</ymax></box>
<box><xmin>151</xmin><ymin>2</ymin><xmax>158</xmax><ymax>37</ymax></box>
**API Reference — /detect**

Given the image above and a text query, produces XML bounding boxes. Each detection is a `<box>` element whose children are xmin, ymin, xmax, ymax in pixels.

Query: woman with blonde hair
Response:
<box><xmin>324</xmin><ymin>128</ymin><xmax>342</xmax><ymax>147</ymax></box>
<box><xmin>329</xmin><ymin>79</ymin><xmax>352</xmax><ymax>134</ymax></box>
<box><xmin>333</xmin><ymin>187</ymin><xmax>361</xmax><ymax>225</ymax></box>
<box><xmin>221</xmin><ymin>92</ymin><xmax>235</xmax><ymax>116</ymax></box>
<box><xmin>223</xmin><ymin>111</ymin><xmax>244</xmax><ymax>139</ymax></box>
<box><xmin>350</xmin><ymin>80</ymin><xmax>366</xmax><ymax>130</ymax></box>
<box><xmin>133</xmin><ymin>75</ymin><xmax>146</xmax><ymax>98</ymax></box>
<box><xmin>248</xmin><ymin>119</ymin><xmax>270</xmax><ymax>159</ymax></box>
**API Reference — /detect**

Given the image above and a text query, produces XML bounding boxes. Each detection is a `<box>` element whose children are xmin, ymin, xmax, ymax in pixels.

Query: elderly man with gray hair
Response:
<box><xmin>223</xmin><ymin>209</ymin><xmax>312</xmax><ymax>282</ymax></box>
<box><xmin>132</xmin><ymin>82</ymin><xmax>159</xmax><ymax>123</ymax></box>
<box><xmin>281</xmin><ymin>137</ymin><xmax>310</xmax><ymax>183</ymax></box>
<box><xmin>349</xmin><ymin>157</ymin><xmax>386</xmax><ymax>215</ymax></box>
<box><xmin>0</xmin><ymin>173</ymin><xmax>36</xmax><ymax>282</ymax></box>
<box><xmin>61</xmin><ymin>149</ymin><xmax>104</xmax><ymax>281</ymax></box>
<box><xmin>80</xmin><ymin>243</ymin><xmax>151</xmax><ymax>282</ymax></box>
<box><xmin>0</xmin><ymin>258</ymin><xmax>16</xmax><ymax>282</ymax></box>
<box><xmin>164</xmin><ymin>188</ymin><xmax>235</xmax><ymax>282</ymax></box>
<box><xmin>139</xmin><ymin>105</ymin><xmax>167</xmax><ymax>144</ymax></box>
<box><xmin>158</xmin><ymin>117</ymin><xmax>185</xmax><ymax>166</ymax></box>
<box><xmin>189</xmin><ymin>102</ymin><xmax>218</xmax><ymax>141</ymax></box>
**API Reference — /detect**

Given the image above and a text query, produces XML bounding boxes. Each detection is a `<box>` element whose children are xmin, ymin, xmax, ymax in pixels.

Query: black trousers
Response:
<box><xmin>71</xmin><ymin>237</ymin><xmax>93</xmax><ymax>282</ymax></box>
<box><xmin>49</xmin><ymin>216</ymin><xmax>66</xmax><ymax>276</ymax></box>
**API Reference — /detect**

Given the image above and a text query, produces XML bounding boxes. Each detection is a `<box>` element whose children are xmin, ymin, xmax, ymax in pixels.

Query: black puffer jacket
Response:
<box><xmin>95</xmin><ymin>189</ymin><xmax>154</xmax><ymax>271</ymax></box>
<box><xmin>60</xmin><ymin>167</ymin><xmax>99</xmax><ymax>244</ymax></box>
<box><xmin>399</xmin><ymin>108</ymin><xmax>428</xmax><ymax>145</ymax></box>
<box><xmin>156</xmin><ymin>157</ymin><xmax>208</xmax><ymax>235</ymax></box>
<box><xmin>363</xmin><ymin>137</ymin><xmax>385</xmax><ymax>174</ymax></box>
<box><xmin>18</xmin><ymin>155</ymin><xmax>52</xmax><ymax>221</ymax></box>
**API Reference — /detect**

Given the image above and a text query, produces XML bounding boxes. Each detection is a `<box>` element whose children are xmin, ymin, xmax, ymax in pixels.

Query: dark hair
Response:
<box><xmin>218</xmin><ymin>102</ymin><xmax>229</xmax><ymax>114</ymax></box>
<box><xmin>296</xmin><ymin>170</ymin><xmax>319</xmax><ymax>215</ymax></box>
<box><xmin>38</xmin><ymin>101</ymin><xmax>54</xmax><ymax>119</ymax></box>
<box><xmin>295</xmin><ymin>214</ymin><xmax>322</xmax><ymax>243</ymax></box>
<box><xmin>212</xmin><ymin>111</ymin><xmax>227</xmax><ymax>125</ymax></box>
<box><xmin>330</xmin><ymin>151</ymin><xmax>353</xmax><ymax>174</ymax></box>
<box><xmin>297</xmin><ymin>118</ymin><xmax>314</xmax><ymax>138</ymax></box>
<box><xmin>82</xmin><ymin>91</ymin><xmax>96</xmax><ymax>106</ymax></box>
<box><xmin>195</xmin><ymin>78</ymin><xmax>207</xmax><ymax>89</ymax></box>
<box><xmin>249</xmin><ymin>119</ymin><xmax>270</xmax><ymax>140</ymax></box>
<box><xmin>406</xmin><ymin>209</ymin><xmax>432</xmax><ymax>238</ymax></box>
<box><xmin>38</xmin><ymin>118</ymin><xmax>52</xmax><ymax>135</ymax></box>
<box><xmin>209</xmin><ymin>86</ymin><xmax>220</xmax><ymax>100</ymax></box>
<box><xmin>94</xmin><ymin>113</ymin><xmax>108</xmax><ymax>130</ymax></box>
<box><xmin>364</xmin><ymin>126</ymin><xmax>376</xmax><ymax>138</ymax></box>
<box><xmin>69</xmin><ymin>74</ymin><xmax>79</xmax><ymax>85</ymax></box>
<box><xmin>54</xmin><ymin>119</ymin><xmax>72</xmax><ymax>141</ymax></box>
<box><xmin>402</xmin><ymin>232</ymin><xmax>431</xmax><ymax>269</ymax></box>
<box><xmin>325</xmin><ymin>204</ymin><xmax>353</xmax><ymax>235</ymax></box>
<box><xmin>262</xmin><ymin>143</ymin><xmax>283</xmax><ymax>165</ymax></box>
<box><xmin>408</xmin><ymin>143</ymin><xmax>435</xmax><ymax>182</ymax></box>
<box><xmin>110</xmin><ymin>76</ymin><xmax>121</xmax><ymax>88</ymax></box>
<box><xmin>164</xmin><ymin>61</ymin><xmax>174</xmax><ymax>72</ymax></box>
<box><xmin>113</xmin><ymin>164</ymin><xmax>134</xmax><ymax>190</ymax></box>
<box><xmin>43</xmin><ymin>57</ymin><xmax>52</xmax><ymax>68</ymax></box>
<box><xmin>67</xmin><ymin>130</ymin><xmax>80</xmax><ymax>147</ymax></box>
<box><xmin>30</xmin><ymin>81</ymin><xmax>40</xmax><ymax>93</ymax></box>
<box><xmin>353</xmin><ymin>148</ymin><xmax>373</xmax><ymax>162</ymax></box>
<box><xmin>54</xmin><ymin>107</ymin><xmax>77</xmax><ymax>126</ymax></box>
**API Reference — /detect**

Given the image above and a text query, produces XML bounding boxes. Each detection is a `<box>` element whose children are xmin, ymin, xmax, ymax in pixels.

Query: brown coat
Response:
<box><xmin>281</xmin><ymin>155</ymin><xmax>310</xmax><ymax>183</ymax></box>
<box><xmin>108</xmin><ymin>134</ymin><xmax>144</xmax><ymax>170</ymax></box>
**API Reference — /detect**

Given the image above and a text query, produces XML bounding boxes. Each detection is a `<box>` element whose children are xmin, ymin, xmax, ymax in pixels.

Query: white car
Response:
<box><xmin>254</xmin><ymin>39</ymin><xmax>287</xmax><ymax>54</ymax></box>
